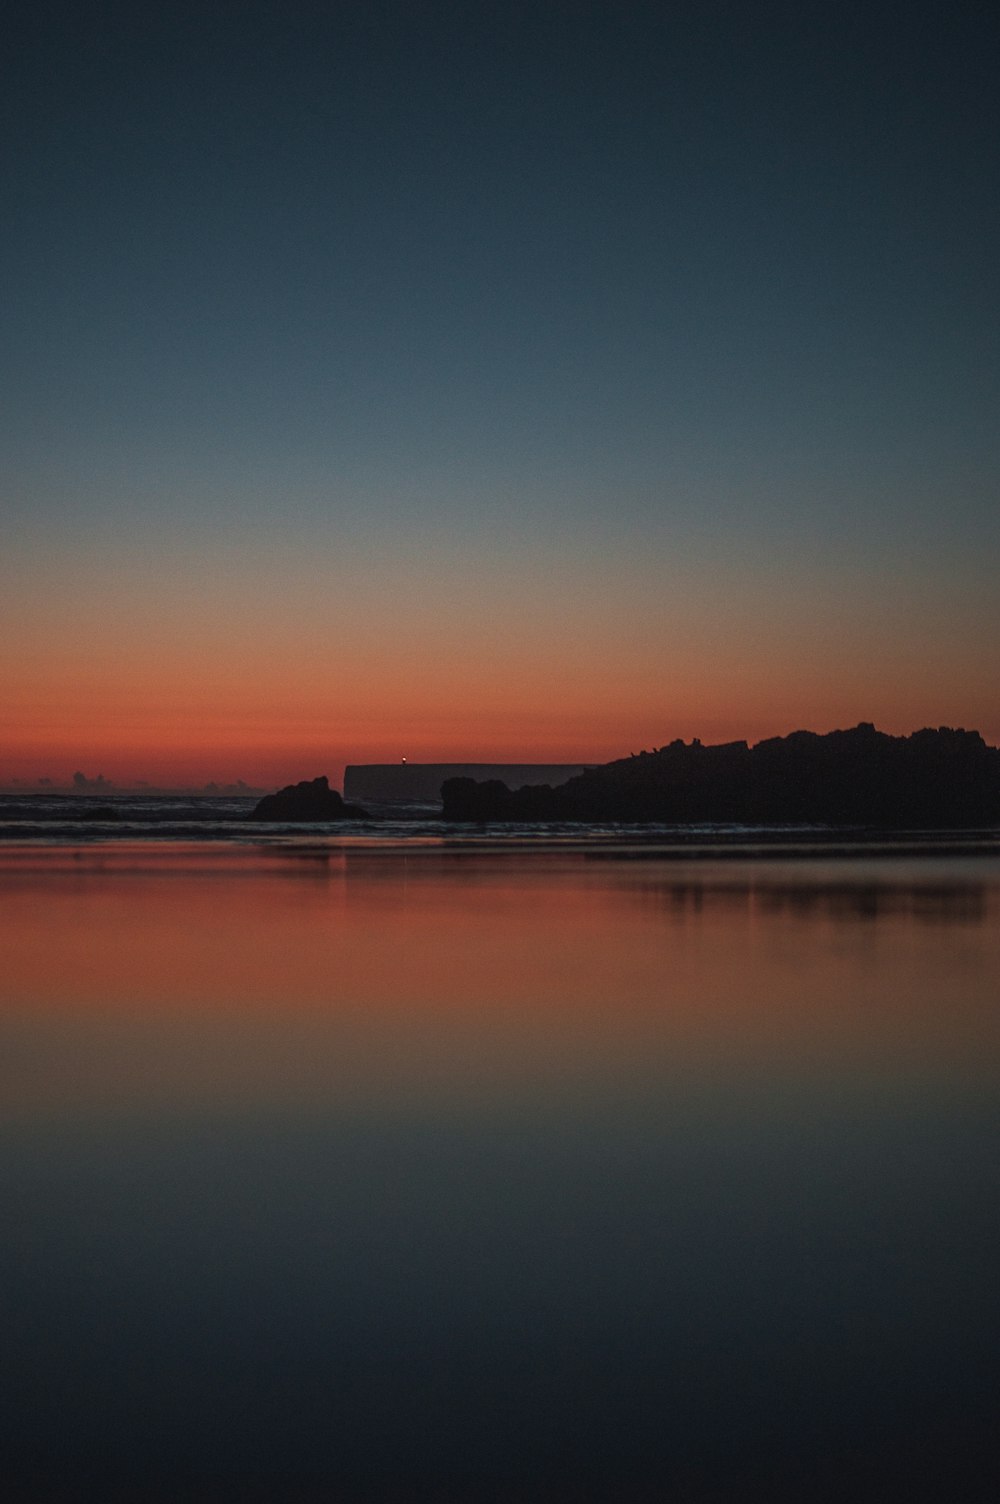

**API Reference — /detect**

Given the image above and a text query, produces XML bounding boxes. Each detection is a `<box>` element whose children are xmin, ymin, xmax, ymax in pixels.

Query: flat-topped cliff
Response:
<box><xmin>344</xmin><ymin>763</ymin><xmax>591</xmax><ymax>804</ymax></box>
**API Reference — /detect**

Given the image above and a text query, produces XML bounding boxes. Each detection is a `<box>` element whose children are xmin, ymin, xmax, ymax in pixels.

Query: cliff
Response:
<box><xmin>441</xmin><ymin>725</ymin><xmax>1000</xmax><ymax>828</ymax></box>
<box><xmin>343</xmin><ymin>763</ymin><xmax>591</xmax><ymax>804</ymax></box>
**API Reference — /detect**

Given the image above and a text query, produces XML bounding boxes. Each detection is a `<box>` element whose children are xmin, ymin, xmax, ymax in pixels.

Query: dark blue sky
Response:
<box><xmin>3</xmin><ymin>0</ymin><xmax>999</xmax><ymax>780</ymax></box>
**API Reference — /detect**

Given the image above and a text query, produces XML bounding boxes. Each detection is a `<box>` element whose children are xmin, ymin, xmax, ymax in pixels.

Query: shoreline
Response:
<box><xmin>1</xmin><ymin>829</ymin><xmax>999</xmax><ymax>862</ymax></box>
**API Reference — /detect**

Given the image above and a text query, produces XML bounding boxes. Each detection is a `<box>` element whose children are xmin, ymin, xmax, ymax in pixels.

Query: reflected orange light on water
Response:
<box><xmin>2</xmin><ymin>846</ymin><xmax>999</xmax><ymax>1122</ymax></box>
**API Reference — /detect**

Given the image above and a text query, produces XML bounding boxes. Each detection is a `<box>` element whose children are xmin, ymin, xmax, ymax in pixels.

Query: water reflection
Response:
<box><xmin>623</xmin><ymin>874</ymin><xmax>990</xmax><ymax>923</ymax></box>
<box><xmin>1</xmin><ymin>845</ymin><xmax>999</xmax><ymax>1499</ymax></box>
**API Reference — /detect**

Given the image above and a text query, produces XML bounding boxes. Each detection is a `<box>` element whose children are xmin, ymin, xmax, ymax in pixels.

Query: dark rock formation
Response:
<box><xmin>249</xmin><ymin>776</ymin><xmax>369</xmax><ymax>822</ymax></box>
<box><xmin>441</xmin><ymin>725</ymin><xmax>1000</xmax><ymax>828</ymax></box>
<box><xmin>343</xmin><ymin>762</ymin><xmax>592</xmax><ymax>803</ymax></box>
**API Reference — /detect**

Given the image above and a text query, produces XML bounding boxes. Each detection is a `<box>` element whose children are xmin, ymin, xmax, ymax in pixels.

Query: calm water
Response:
<box><xmin>2</xmin><ymin>842</ymin><xmax>999</xmax><ymax>1501</ymax></box>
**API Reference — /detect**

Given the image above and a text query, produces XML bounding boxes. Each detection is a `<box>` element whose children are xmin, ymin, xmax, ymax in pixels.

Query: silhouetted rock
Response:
<box><xmin>249</xmin><ymin>776</ymin><xmax>369</xmax><ymax>822</ymax></box>
<box><xmin>441</xmin><ymin>725</ymin><xmax>1000</xmax><ymax>828</ymax></box>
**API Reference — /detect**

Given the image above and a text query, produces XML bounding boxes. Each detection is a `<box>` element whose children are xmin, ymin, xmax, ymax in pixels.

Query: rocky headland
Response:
<box><xmin>249</xmin><ymin>776</ymin><xmax>369</xmax><ymax>822</ymax></box>
<box><xmin>441</xmin><ymin>724</ymin><xmax>1000</xmax><ymax>827</ymax></box>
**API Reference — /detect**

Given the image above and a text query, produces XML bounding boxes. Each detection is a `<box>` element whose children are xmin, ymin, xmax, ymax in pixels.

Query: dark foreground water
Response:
<box><xmin>2</xmin><ymin>840</ymin><xmax>999</xmax><ymax>1501</ymax></box>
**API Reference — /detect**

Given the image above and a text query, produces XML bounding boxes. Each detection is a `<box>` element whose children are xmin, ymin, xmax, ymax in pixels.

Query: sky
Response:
<box><xmin>3</xmin><ymin>0</ymin><xmax>998</xmax><ymax>789</ymax></box>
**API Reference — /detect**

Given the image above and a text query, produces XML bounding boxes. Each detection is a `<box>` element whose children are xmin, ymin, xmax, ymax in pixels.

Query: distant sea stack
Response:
<box><xmin>441</xmin><ymin>725</ymin><xmax>1000</xmax><ymax>828</ymax></box>
<box><xmin>343</xmin><ymin>763</ymin><xmax>592</xmax><ymax>804</ymax></box>
<box><xmin>249</xmin><ymin>776</ymin><xmax>369</xmax><ymax>822</ymax></box>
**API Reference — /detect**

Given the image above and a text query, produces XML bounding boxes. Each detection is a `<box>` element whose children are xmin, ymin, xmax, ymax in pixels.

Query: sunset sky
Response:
<box><xmin>3</xmin><ymin>0</ymin><xmax>998</xmax><ymax>789</ymax></box>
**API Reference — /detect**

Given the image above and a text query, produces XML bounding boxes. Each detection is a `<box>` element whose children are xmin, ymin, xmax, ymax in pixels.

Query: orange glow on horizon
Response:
<box><xmin>5</xmin><ymin>524</ymin><xmax>998</xmax><ymax>788</ymax></box>
<box><xmin>5</xmin><ymin>697</ymin><xmax>999</xmax><ymax>790</ymax></box>
<box><xmin>5</xmin><ymin>658</ymin><xmax>998</xmax><ymax>790</ymax></box>
<box><xmin>4</xmin><ymin>517</ymin><xmax>999</xmax><ymax>789</ymax></box>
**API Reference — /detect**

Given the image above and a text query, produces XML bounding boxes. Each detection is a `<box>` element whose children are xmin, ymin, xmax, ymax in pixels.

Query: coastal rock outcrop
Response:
<box><xmin>249</xmin><ymin>776</ymin><xmax>369</xmax><ymax>822</ymax></box>
<box><xmin>441</xmin><ymin>725</ymin><xmax>1000</xmax><ymax>828</ymax></box>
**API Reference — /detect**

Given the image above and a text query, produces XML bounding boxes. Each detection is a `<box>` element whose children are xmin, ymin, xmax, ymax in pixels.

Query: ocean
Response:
<box><xmin>3</xmin><ymin>792</ymin><xmax>998</xmax><ymax>855</ymax></box>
